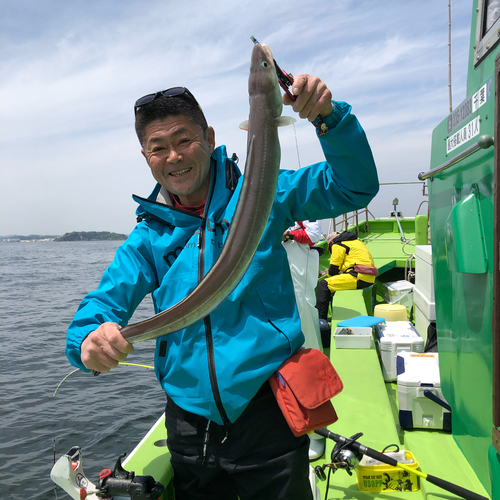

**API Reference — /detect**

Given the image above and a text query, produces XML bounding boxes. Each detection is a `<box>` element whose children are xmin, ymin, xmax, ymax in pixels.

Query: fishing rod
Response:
<box><xmin>314</xmin><ymin>428</ymin><xmax>488</xmax><ymax>500</ymax></box>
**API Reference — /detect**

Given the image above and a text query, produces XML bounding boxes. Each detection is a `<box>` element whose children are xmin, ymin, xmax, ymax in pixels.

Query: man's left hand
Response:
<box><xmin>282</xmin><ymin>74</ymin><xmax>333</xmax><ymax>121</ymax></box>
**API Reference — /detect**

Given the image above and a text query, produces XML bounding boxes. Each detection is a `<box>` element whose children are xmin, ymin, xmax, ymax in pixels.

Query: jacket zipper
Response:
<box><xmin>197</xmin><ymin>161</ymin><xmax>231</xmax><ymax>430</ymax></box>
<box><xmin>204</xmin><ymin>316</ymin><xmax>231</xmax><ymax>428</ymax></box>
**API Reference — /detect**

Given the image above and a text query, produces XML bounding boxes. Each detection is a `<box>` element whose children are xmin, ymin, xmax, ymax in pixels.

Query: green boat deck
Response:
<box><xmin>316</xmin><ymin>288</ymin><xmax>490</xmax><ymax>500</ymax></box>
<box><xmin>356</xmin><ymin>216</ymin><xmax>429</xmax><ymax>269</ymax></box>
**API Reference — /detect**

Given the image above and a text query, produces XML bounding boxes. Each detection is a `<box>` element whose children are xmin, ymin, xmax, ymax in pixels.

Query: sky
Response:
<box><xmin>0</xmin><ymin>0</ymin><xmax>474</xmax><ymax>236</ymax></box>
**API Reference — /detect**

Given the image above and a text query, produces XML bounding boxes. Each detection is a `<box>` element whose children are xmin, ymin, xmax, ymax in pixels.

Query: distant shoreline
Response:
<box><xmin>1</xmin><ymin>231</ymin><xmax>128</xmax><ymax>243</ymax></box>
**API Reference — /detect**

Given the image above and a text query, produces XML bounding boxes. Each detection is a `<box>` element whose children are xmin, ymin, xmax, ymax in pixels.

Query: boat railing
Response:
<box><xmin>418</xmin><ymin>134</ymin><xmax>494</xmax><ymax>181</ymax></box>
<box><xmin>327</xmin><ymin>182</ymin><xmax>428</xmax><ymax>238</ymax></box>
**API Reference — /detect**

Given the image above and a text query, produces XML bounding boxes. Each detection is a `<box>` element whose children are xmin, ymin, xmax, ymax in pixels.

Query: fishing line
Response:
<box><xmin>118</xmin><ymin>362</ymin><xmax>155</xmax><ymax>369</ymax></box>
<box><xmin>52</xmin><ymin>362</ymin><xmax>154</xmax><ymax>397</ymax></box>
<box><xmin>292</xmin><ymin>123</ymin><xmax>302</xmax><ymax>169</ymax></box>
<box><xmin>52</xmin><ymin>369</ymin><xmax>80</xmax><ymax>398</ymax></box>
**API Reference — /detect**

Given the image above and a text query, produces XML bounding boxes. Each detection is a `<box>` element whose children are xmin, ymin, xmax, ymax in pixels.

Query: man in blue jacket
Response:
<box><xmin>66</xmin><ymin>75</ymin><xmax>378</xmax><ymax>499</ymax></box>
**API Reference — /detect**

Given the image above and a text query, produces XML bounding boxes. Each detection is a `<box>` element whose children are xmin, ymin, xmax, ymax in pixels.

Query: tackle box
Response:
<box><xmin>381</xmin><ymin>280</ymin><xmax>415</xmax><ymax>309</ymax></box>
<box><xmin>397</xmin><ymin>352</ymin><xmax>451</xmax><ymax>431</ymax></box>
<box><xmin>356</xmin><ymin>449</ymin><xmax>420</xmax><ymax>492</ymax></box>
<box><xmin>374</xmin><ymin>322</ymin><xmax>424</xmax><ymax>381</ymax></box>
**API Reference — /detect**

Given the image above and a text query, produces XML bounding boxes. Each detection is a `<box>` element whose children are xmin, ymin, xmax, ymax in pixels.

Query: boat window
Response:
<box><xmin>474</xmin><ymin>0</ymin><xmax>500</xmax><ymax>66</ymax></box>
<box><xmin>484</xmin><ymin>0</ymin><xmax>500</xmax><ymax>33</ymax></box>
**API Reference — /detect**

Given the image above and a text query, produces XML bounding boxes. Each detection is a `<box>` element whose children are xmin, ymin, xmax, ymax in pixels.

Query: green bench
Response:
<box><xmin>330</xmin><ymin>286</ymin><xmax>374</xmax><ymax>332</ymax></box>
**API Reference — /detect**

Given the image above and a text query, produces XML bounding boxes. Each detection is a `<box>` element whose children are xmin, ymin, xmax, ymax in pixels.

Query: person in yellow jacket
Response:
<box><xmin>315</xmin><ymin>231</ymin><xmax>377</xmax><ymax>320</ymax></box>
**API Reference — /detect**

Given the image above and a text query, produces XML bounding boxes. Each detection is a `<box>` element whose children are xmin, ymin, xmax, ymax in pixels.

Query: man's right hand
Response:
<box><xmin>81</xmin><ymin>322</ymin><xmax>134</xmax><ymax>373</ymax></box>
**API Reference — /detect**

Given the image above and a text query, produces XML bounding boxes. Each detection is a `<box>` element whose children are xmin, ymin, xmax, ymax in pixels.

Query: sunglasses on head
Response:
<box><xmin>134</xmin><ymin>87</ymin><xmax>201</xmax><ymax>115</ymax></box>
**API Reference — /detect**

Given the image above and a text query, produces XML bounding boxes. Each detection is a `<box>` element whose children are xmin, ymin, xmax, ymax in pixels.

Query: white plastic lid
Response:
<box><xmin>397</xmin><ymin>352</ymin><xmax>441</xmax><ymax>386</ymax></box>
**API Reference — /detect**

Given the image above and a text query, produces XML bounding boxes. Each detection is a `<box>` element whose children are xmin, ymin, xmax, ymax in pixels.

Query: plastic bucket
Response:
<box><xmin>374</xmin><ymin>303</ymin><xmax>407</xmax><ymax>322</ymax></box>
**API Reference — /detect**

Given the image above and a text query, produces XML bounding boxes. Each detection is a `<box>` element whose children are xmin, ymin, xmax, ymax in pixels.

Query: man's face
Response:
<box><xmin>141</xmin><ymin>115</ymin><xmax>215</xmax><ymax>206</ymax></box>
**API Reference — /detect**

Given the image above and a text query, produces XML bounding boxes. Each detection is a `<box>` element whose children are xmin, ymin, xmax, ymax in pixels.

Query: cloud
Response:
<box><xmin>0</xmin><ymin>0</ymin><xmax>473</xmax><ymax>235</ymax></box>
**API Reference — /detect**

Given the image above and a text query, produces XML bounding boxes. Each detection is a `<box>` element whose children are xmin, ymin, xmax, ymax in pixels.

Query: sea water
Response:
<box><xmin>0</xmin><ymin>241</ymin><xmax>165</xmax><ymax>500</ymax></box>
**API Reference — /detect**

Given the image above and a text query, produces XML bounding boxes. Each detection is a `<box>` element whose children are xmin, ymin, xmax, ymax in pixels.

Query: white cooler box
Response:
<box><xmin>396</xmin><ymin>352</ymin><xmax>451</xmax><ymax>431</ymax></box>
<box><xmin>381</xmin><ymin>280</ymin><xmax>414</xmax><ymax>309</ymax></box>
<box><xmin>375</xmin><ymin>322</ymin><xmax>424</xmax><ymax>381</ymax></box>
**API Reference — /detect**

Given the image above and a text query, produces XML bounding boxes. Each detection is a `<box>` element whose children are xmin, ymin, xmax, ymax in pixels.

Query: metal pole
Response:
<box><xmin>492</xmin><ymin>52</ymin><xmax>500</xmax><ymax>431</ymax></box>
<box><xmin>448</xmin><ymin>0</ymin><xmax>453</xmax><ymax>113</ymax></box>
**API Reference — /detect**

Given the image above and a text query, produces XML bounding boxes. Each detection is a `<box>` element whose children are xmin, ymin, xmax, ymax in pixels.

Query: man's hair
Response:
<box><xmin>135</xmin><ymin>95</ymin><xmax>208</xmax><ymax>147</ymax></box>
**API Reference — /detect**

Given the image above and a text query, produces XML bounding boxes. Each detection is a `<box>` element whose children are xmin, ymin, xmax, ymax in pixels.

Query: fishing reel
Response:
<box><xmin>96</xmin><ymin>453</ymin><xmax>164</xmax><ymax>499</ymax></box>
<box><xmin>314</xmin><ymin>432</ymin><xmax>364</xmax><ymax>481</ymax></box>
<box><xmin>51</xmin><ymin>446</ymin><xmax>164</xmax><ymax>500</ymax></box>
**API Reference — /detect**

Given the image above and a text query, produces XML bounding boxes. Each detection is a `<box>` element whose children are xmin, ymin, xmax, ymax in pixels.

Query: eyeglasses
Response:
<box><xmin>134</xmin><ymin>87</ymin><xmax>201</xmax><ymax>115</ymax></box>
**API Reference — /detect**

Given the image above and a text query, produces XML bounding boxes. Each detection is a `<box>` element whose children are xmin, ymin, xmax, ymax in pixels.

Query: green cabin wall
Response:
<box><xmin>428</xmin><ymin>1</ymin><xmax>498</xmax><ymax>495</ymax></box>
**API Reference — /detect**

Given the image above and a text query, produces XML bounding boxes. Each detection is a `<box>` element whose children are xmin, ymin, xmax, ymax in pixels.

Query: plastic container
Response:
<box><xmin>414</xmin><ymin>246</ymin><xmax>435</xmax><ymax>340</ymax></box>
<box><xmin>374</xmin><ymin>303</ymin><xmax>407</xmax><ymax>322</ymax></box>
<box><xmin>397</xmin><ymin>352</ymin><xmax>451</xmax><ymax>431</ymax></box>
<box><xmin>414</xmin><ymin>287</ymin><xmax>435</xmax><ymax>320</ymax></box>
<box><xmin>375</xmin><ymin>322</ymin><xmax>424</xmax><ymax>381</ymax></box>
<box><xmin>415</xmin><ymin>245</ymin><xmax>434</xmax><ymax>302</ymax></box>
<box><xmin>333</xmin><ymin>327</ymin><xmax>372</xmax><ymax>349</ymax></box>
<box><xmin>381</xmin><ymin>280</ymin><xmax>414</xmax><ymax>309</ymax></box>
<box><xmin>356</xmin><ymin>450</ymin><xmax>420</xmax><ymax>492</ymax></box>
<box><xmin>413</xmin><ymin>288</ymin><xmax>435</xmax><ymax>340</ymax></box>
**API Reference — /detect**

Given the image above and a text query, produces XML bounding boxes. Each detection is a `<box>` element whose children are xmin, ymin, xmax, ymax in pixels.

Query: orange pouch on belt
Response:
<box><xmin>268</xmin><ymin>348</ymin><xmax>343</xmax><ymax>437</ymax></box>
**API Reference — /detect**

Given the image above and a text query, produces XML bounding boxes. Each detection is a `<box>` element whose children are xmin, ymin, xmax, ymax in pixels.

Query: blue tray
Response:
<box><xmin>336</xmin><ymin>315</ymin><xmax>386</xmax><ymax>328</ymax></box>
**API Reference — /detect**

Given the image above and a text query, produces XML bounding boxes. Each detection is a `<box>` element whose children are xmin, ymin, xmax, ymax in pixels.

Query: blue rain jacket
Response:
<box><xmin>66</xmin><ymin>101</ymin><xmax>378</xmax><ymax>424</ymax></box>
